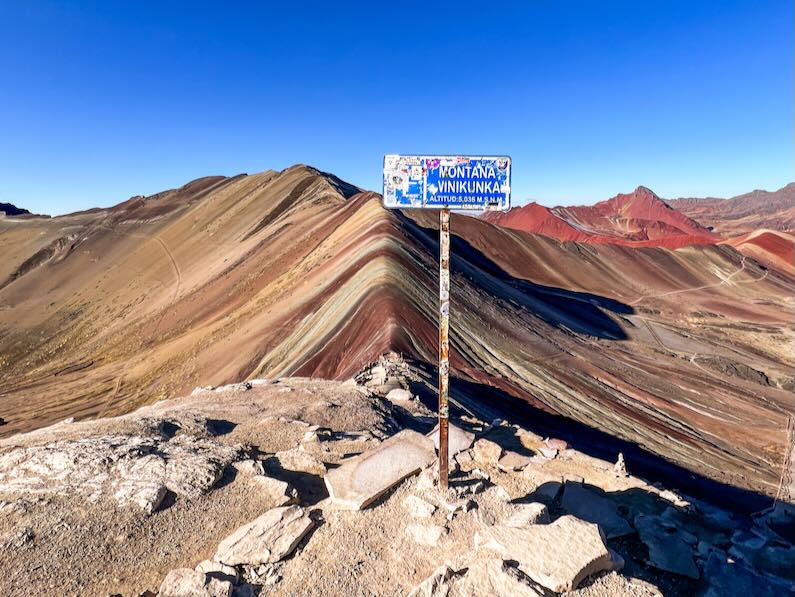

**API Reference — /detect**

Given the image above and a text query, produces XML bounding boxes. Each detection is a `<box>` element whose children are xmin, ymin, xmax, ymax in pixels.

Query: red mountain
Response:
<box><xmin>484</xmin><ymin>186</ymin><xmax>718</xmax><ymax>249</ymax></box>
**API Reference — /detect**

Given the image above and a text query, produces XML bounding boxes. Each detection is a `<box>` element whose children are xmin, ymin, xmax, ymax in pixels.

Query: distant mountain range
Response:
<box><xmin>481</xmin><ymin>183</ymin><xmax>794</xmax><ymax>274</ymax></box>
<box><xmin>483</xmin><ymin>186</ymin><xmax>718</xmax><ymax>249</ymax></box>
<box><xmin>667</xmin><ymin>183</ymin><xmax>795</xmax><ymax>236</ymax></box>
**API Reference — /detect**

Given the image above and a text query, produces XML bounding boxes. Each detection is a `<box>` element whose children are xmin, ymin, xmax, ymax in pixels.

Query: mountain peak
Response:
<box><xmin>0</xmin><ymin>202</ymin><xmax>32</xmax><ymax>217</ymax></box>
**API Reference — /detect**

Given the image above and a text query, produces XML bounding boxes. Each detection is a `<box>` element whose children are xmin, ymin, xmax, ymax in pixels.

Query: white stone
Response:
<box><xmin>232</xmin><ymin>459</ymin><xmax>264</xmax><ymax>476</ymax></box>
<box><xmin>158</xmin><ymin>568</ymin><xmax>233</xmax><ymax>597</ymax></box>
<box><xmin>386</xmin><ymin>388</ymin><xmax>414</xmax><ymax>401</ymax></box>
<box><xmin>214</xmin><ymin>505</ymin><xmax>314</xmax><ymax>566</ymax></box>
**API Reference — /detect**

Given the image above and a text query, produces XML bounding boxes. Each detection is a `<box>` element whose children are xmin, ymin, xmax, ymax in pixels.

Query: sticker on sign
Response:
<box><xmin>383</xmin><ymin>155</ymin><xmax>511</xmax><ymax>211</ymax></box>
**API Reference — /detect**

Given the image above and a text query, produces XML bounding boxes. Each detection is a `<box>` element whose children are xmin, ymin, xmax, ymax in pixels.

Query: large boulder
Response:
<box><xmin>214</xmin><ymin>505</ymin><xmax>314</xmax><ymax>566</ymax></box>
<box><xmin>324</xmin><ymin>429</ymin><xmax>435</xmax><ymax>510</ymax></box>
<box><xmin>475</xmin><ymin>515</ymin><xmax>614</xmax><ymax>592</ymax></box>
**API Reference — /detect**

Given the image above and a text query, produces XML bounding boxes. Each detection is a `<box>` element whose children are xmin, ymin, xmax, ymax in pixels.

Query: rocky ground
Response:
<box><xmin>1</xmin><ymin>357</ymin><xmax>793</xmax><ymax>596</ymax></box>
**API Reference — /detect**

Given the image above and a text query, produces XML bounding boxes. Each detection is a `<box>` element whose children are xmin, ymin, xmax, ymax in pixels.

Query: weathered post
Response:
<box><xmin>382</xmin><ymin>155</ymin><xmax>511</xmax><ymax>491</ymax></box>
<box><xmin>438</xmin><ymin>207</ymin><xmax>450</xmax><ymax>489</ymax></box>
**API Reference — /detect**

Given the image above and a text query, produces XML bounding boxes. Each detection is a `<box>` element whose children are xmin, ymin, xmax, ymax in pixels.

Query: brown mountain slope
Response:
<box><xmin>668</xmin><ymin>183</ymin><xmax>795</xmax><ymax>236</ymax></box>
<box><xmin>0</xmin><ymin>167</ymin><xmax>792</xmax><ymax>499</ymax></box>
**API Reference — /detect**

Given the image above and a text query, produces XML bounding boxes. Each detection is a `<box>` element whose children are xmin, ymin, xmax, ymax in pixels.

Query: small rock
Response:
<box><xmin>158</xmin><ymin>568</ymin><xmax>233</xmax><ymax>597</ymax></box>
<box><xmin>473</xmin><ymin>438</ymin><xmax>503</xmax><ymax>464</ymax></box>
<box><xmin>497</xmin><ymin>451</ymin><xmax>532</xmax><ymax>472</ymax></box>
<box><xmin>214</xmin><ymin>505</ymin><xmax>314</xmax><ymax>566</ymax></box>
<box><xmin>386</xmin><ymin>388</ymin><xmax>413</xmax><ymax>401</ymax></box>
<box><xmin>614</xmin><ymin>452</ymin><xmax>628</xmax><ymax>476</ymax></box>
<box><xmin>538</xmin><ymin>447</ymin><xmax>558</xmax><ymax>460</ymax></box>
<box><xmin>252</xmin><ymin>476</ymin><xmax>297</xmax><ymax>506</ymax></box>
<box><xmin>113</xmin><ymin>481</ymin><xmax>167</xmax><ymax>515</ymax></box>
<box><xmin>195</xmin><ymin>560</ymin><xmax>239</xmax><ymax>582</ymax></box>
<box><xmin>504</xmin><ymin>502</ymin><xmax>550</xmax><ymax>527</ymax></box>
<box><xmin>428</xmin><ymin>423</ymin><xmax>476</xmax><ymax>460</ymax></box>
<box><xmin>406</xmin><ymin>523</ymin><xmax>448</xmax><ymax>546</ymax></box>
<box><xmin>404</xmin><ymin>495</ymin><xmax>437</xmax><ymax>518</ymax></box>
<box><xmin>489</xmin><ymin>484</ymin><xmax>511</xmax><ymax>501</ymax></box>
<box><xmin>232</xmin><ymin>459</ymin><xmax>264</xmax><ymax>477</ymax></box>
<box><xmin>408</xmin><ymin>564</ymin><xmax>455</xmax><ymax>597</ymax></box>
<box><xmin>454</xmin><ymin>449</ymin><xmax>476</xmax><ymax>470</ymax></box>
<box><xmin>274</xmin><ymin>448</ymin><xmax>326</xmax><ymax>476</ymax></box>
<box><xmin>544</xmin><ymin>438</ymin><xmax>568</xmax><ymax>450</ymax></box>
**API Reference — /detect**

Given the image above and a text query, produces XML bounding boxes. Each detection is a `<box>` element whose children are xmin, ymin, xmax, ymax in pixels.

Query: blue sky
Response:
<box><xmin>0</xmin><ymin>1</ymin><xmax>791</xmax><ymax>215</ymax></box>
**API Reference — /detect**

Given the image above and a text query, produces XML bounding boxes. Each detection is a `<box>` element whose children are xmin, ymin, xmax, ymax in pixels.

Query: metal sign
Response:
<box><xmin>383</xmin><ymin>155</ymin><xmax>511</xmax><ymax>211</ymax></box>
<box><xmin>381</xmin><ymin>154</ymin><xmax>511</xmax><ymax>490</ymax></box>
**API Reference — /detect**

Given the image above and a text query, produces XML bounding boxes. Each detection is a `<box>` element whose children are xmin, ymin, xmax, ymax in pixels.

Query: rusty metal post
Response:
<box><xmin>438</xmin><ymin>207</ymin><xmax>450</xmax><ymax>490</ymax></box>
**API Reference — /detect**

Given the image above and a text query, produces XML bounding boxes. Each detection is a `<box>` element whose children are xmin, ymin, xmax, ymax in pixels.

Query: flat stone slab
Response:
<box><xmin>324</xmin><ymin>429</ymin><xmax>435</xmax><ymax>510</ymax></box>
<box><xmin>475</xmin><ymin>515</ymin><xmax>614</xmax><ymax>593</ymax></box>
<box><xmin>214</xmin><ymin>505</ymin><xmax>314</xmax><ymax>566</ymax></box>
<box><xmin>561</xmin><ymin>483</ymin><xmax>633</xmax><ymax>539</ymax></box>
<box><xmin>634</xmin><ymin>514</ymin><xmax>699</xmax><ymax>579</ymax></box>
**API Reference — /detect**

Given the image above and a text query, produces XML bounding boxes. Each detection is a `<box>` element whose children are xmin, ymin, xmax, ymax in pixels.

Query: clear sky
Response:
<box><xmin>0</xmin><ymin>1</ymin><xmax>791</xmax><ymax>215</ymax></box>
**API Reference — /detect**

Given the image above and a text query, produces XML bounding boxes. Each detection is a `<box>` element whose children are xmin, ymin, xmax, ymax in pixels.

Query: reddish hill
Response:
<box><xmin>668</xmin><ymin>183</ymin><xmax>795</xmax><ymax>236</ymax></box>
<box><xmin>724</xmin><ymin>229</ymin><xmax>795</xmax><ymax>275</ymax></box>
<box><xmin>484</xmin><ymin>186</ymin><xmax>718</xmax><ymax>249</ymax></box>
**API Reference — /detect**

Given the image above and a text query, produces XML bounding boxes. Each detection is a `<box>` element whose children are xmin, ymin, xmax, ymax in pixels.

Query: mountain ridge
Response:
<box><xmin>0</xmin><ymin>165</ymin><xmax>791</xmax><ymax>501</ymax></box>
